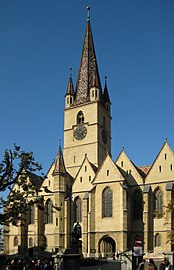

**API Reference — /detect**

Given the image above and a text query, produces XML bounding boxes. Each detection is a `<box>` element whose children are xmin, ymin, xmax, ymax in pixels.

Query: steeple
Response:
<box><xmin>75</xmin><ymin>7</ymin><xmax>102</xmax><ymax>105</ymax></box>
<box><xmin>65</xmin><ymin>75</ymin><xmax>74</xmax><ymax>96</ymax></box>
<box><xmin>103</xmin><ymin>76</ymin><xmax>111</xmax><ymax>113</ymax></box>
<box><xmin>65</xmin><ymin>67</ymin><xmax>75</xmax><ymax>107</ymax></box>
<box><xmin>53</xmin><ymin>145</ymin><xmax>66</xmax><ymax>175</ymax></box>
<box><xmin>103</xmin><ymin>76</ymin><xmax>111</xmax><ymax>104</ymax></box>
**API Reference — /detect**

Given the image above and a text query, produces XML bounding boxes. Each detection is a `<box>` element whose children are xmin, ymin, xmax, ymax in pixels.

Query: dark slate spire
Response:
<box><xmin>75</xmin><ymin>7</ymin><xmax>102</xmax><ymax>104</ymax></box>
<box><xmin>103</xmin><ymin>76</ymin><xmax>111</xmax><ymax>104</ymax></box>
<box><xmin>65</xmin><ymin>68</ymin><xmax>74</xmax><ymax>96</ymax></box>
<box><xmin>53</xmin><ymin>145</ymin><xmax>66</xmax><ymax>175</ymax></box>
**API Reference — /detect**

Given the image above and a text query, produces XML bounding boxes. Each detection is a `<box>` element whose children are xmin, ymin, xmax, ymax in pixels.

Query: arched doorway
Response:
<box><xmin>99</xmin><ymin>235</ymin><xmax>116</xmax><ymax>258</ymax></box>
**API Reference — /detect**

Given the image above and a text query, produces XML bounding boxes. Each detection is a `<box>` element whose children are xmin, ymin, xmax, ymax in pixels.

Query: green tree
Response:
<box><xmin>0</xmin><ymin>144</ymin><xmax>43</xmax><ymax>227</ymax></box>
<box><xmin>165</xmin><ymin>200</ymin><xmax>174</xmax><ymax>244</ymax></box>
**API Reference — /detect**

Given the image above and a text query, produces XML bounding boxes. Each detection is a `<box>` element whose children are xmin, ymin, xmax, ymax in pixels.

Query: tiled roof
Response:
<box><xmin>65</xmin><ymin>76</ymin><xmax>74</xmax><ymax>96</ymax></box>
<box><xmin>75</xmin><ymin>19</ymin><xmax>102</xmax><ymax>104</ymax></box>
<box><xmin>53</xmin><ymin>146</ymin><xmax>66</xmax><ymax>175</ymax></box>
<box><xmin>138</xmin><ymin>165</ymin><xmax>151</xmax><ymax>175</ymax></box>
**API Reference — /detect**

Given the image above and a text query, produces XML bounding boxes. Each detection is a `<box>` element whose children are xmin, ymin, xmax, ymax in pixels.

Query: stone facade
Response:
<box><xmin>4</xmin><ymin>13</ymin><xmax>174</xmax><ymax>261</ymax></box>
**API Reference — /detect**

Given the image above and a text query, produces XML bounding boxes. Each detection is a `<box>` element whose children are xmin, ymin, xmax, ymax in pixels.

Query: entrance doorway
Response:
<box><xmin>99</xmin><ymin>236</ymin><xmax>116</xmax><ymax>258</ymax></box>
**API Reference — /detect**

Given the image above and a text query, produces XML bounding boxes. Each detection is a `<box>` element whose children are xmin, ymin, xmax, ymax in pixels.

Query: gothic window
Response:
<box><xmin>102</xmin><ymin>187</ymin><xmax>112</xmax><ymax>218</ymax></box>
<box><xmin>133</xmin><ymin>189</ymin><xmax>143</xmax><ymax>219</ymax></box>
<box><xmin>155</xmin><ymin>233</ymin><xmax>161</xmax><ymax>246</ymax></box>
<box><xmin>77</xmin><ymin>111</ymin><xmax>84</xmax><ymax>125</ymax></box>
<box><xmin>29</xmin><ymin>238</ymin><xmax>33</xmax><ymax>247</ymax></box>
<box><xmin>45</xmin><ymin>199</ymin><xmax>53</xmax><ymax>224</ymax></box>
<box><xmin>14</xmin><ymin>236</ymin><xmax>18</xmax><ymax>247</ymax></box>
<box><xmin>29</xmin><ymin>205</ymin><xmax>35</xmax><ymax>224</ymax></box>
<box><xmin>154</xmin><ymin>188</ymin><xmax>163</xmax><ymax>218</ymax></box>
<box><xmin>75</xmin><ymin>197</ymin><xmax>82</xmax><ymax>222</ymax></box>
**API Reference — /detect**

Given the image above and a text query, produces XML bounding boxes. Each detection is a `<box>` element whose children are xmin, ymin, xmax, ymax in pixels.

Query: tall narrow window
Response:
<box><xmin>29</xmin><ymin>238</ymin><xmax>33</xmax><ymax>247</ymax></box>
<box><xmin>77</xmin><ymin>111</ymin><xmax>84</xmax><ymax>125</ymax></box>
<box><xmin>75</xmin><ymin>197</ymin><xmax>82</xmax><ymax>222</ymax></box>
<box><xmin>154</xmin><ymin>188</ymin><xmax>163</xmax><ymax>218</ymax></box>
<box><xmin>103</xmin><ymin>116</ymin><xmax>106</xmax><ymax>127</ymax></box>
<box><xmin>133</xmin><ymin>189</ymin><xmax>143</xmax><ymax>219</ymax></box>
<box><xmin>45</xmin><ymin>199</ymin><xmax>53</xmax><ymax>224</ymax></box>
<box><xmin>29</xmin><ymin>205</ymin><xmax>35</xmax><ymax>224</ymax></box>
<box><xmin>155</xmin><ymin>233</ymin><xmax>161</xmax><ymax>246</ymax></box>
<box><xmin>102</xmin><ymin>187</ymin><xmax>112</xmax><ymax>218</ymax></box>
<box><xmin>14</xmin><ymin>236</ymin><xmax>18</xmax><ymax>247</ymax></box>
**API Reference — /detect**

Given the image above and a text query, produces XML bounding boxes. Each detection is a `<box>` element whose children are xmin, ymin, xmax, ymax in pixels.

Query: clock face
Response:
<box><xmin>102</xmin><ymin>128</ymin><xmax>107</xmax><ymax>144</ymax></box>
<box><xmin>74</xmin><ymin>125</ymin><xmax>87</xmax><ymax>140</ymax></box>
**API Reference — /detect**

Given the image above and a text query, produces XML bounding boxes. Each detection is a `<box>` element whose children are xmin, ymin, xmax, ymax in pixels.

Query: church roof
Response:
<box><xmin>138</xmin><ymin>165</ymin><xmax>151</xmax><ymax>175</ymax></box>
<box><xmin>75</xmin><ymin>18</ymin><xmax>102</xmax><ymax>104</ymax></box>
<box><xmin>65</xmin><ymin>75</ymin><xmax>74</xmax><ymax>96</ymax></box>
<box><xmin>53</xmin><ymin>146</ymin><xmax>66</xmax><ymax>175</ymax></box>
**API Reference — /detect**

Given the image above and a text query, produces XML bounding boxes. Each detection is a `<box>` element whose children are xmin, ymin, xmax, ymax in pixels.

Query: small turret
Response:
<box><xmin>65</xmin><ymin>68</ymin><xmax>75</xmax><ymax>108</ymax></box>
<box><xmin>103</xmin><ymin>76</ymin><xmax>111</xmax><ymax>113</ymax></box>
<box><xmin>89</xmin><ymin>65</ymin><xmax>102</xmax><ymax>102</ymax></box>
<box><xmin>53</xmin><ymin>144</ymin><xmax>66</xmax><ymax>176</ymax></box>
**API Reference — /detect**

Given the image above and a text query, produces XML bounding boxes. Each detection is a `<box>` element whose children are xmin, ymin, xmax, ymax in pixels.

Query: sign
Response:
<box><xmin>133</xmin><ymin>246</ymin><xmax>142</xmax><ymax>257</ymax></box>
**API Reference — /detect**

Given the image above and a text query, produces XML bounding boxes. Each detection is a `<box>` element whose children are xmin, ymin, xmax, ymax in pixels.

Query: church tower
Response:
<box><xmin>64</xmin><ymin>8</ymin><xmax>111</xmax><ymax>177</ymax></box>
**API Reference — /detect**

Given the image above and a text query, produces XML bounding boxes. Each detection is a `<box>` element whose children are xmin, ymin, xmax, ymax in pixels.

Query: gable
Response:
<box><xmin>115</xmin><ymin>150</ymin><xmax>144</xmax><ymax>186</ymax></box>
<box><xmin>145</xmin><ymin>141</ymin><xmax>174</xmax><ymax>184</ymax></box>
<box><xmin>72</xmin><ymin>158</ymin><xmax>95</xmax><ymax>193</ymax></box>
<box><xmin>93</xmin><ymin>154</ymin><xmax>124</xmax><ymax>184</ymax></box>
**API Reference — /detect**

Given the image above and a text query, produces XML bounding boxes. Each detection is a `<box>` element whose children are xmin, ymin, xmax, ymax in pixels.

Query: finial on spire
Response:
<box><xmin>105</xmin><ymin>76</ymin><xmax>107</xmax><ymax>84</ymax></box>
<box><xmin>87</xmin><ymin>6</ymin><xmax>90</xmax><ymax>21</ymax></box>
<box><xmin>59</xmin><ymin>138</ymin><xmax>61</xmax><ymax>148</ymax></box>
<box><xmin>69</xmin><ymin>66</ymin><xmax>72</xmax><ymax>77</ymax></box>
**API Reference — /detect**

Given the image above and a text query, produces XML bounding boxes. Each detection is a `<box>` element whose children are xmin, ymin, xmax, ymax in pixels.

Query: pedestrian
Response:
<box><xmin>139</xmin><ymin>259</ymin><xmax>146</xmax><ymax>270</ymax></box>
<box><xmin>146</xmin><ymin>259</ymin><xmax>157</xmax><ymax>270</ymax></box>
<box><xmin>164</xmin><ymin>258</ymin><xmax>173</xmax><ymax>270</ymax></box>
<box><xmin>159</xmin><ymin>262</ymin><xmax>165</xmax><ymax>270</ymax></box>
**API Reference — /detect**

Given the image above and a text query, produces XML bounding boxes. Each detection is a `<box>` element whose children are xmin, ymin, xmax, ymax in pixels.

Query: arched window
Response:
<box><xmin>75</xmin><ymin>197</ymin><xmax>82</xmax><ymax>222</ymax></box>
<box><xmin>29</xmin><ymin>205</ymin><xmax>35</xmax><ymax>224</ymax></box>
<box><xmin>14</xmin><ymin>236</ymin><xmax>18</xmax><ymax>247</ymax></box>
<box><xmin>102</xmin><ymin>187</ymin><xmax>112</xmax><ymax>218</ymax></box>
<box><xmin>29</xmin><ymin>238</ymin><xmax>33</xmax><ymax>247</ymax></box>
<box><xmin>154</xmin><ymin>188</ymin><xmax>163</xmax><ymax>218</ymax></box>
<box><xmin>77</xmin><ymin>111</ymin><xmax>84</xmax><ymax>125</ymax></box>
<box><xmin>45</xmin><ymin>199</ymin><xmax>53</xmax><ymax>224</ymax></box>
<box><xmin>155</xmin><ymin>233</ymin><xmax>161</xmax><ymax>246</ymax></box>
<box><xmin>133</xmin><ymin>189</ymin><xmax>143</xmax><ymax>219</ymax></box>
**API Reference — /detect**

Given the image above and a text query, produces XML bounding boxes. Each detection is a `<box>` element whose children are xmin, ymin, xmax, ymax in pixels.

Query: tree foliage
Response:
<box><xmin>0</xmin><ymin>144</ymin><xmax>43</xmax><ymax>226</ymax></box>
<box><xmin>165</xmin><ymin>200</ymin><xmax>174</xmax><ymax>244</ymax></box>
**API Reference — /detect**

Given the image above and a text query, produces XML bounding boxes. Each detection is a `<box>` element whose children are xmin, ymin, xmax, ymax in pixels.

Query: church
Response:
<box><xmin>4</xmin><ymin>8</ymin><xmax>174</xmax><ymax>261</ymax></box>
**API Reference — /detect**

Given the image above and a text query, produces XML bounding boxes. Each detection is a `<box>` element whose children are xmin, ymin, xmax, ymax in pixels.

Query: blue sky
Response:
<box><xmin>0</xmin><ymin>0</ymin><xmax>174</xmax><ymax>174</ymax></box>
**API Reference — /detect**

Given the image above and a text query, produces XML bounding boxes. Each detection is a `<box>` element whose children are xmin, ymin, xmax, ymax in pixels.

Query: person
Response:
<box><xmin>164</xmin><ymin>258</ymin><xmax>173</xmax><ymax>270</ymax></box>
<box><xmin>159</xmin><ymin>262</ymin><xmax>165</xmax><ymax>270</ymax></box>
<box><xmin>139</xmin><ymin>259</ymin><xmax>145</xmax><ymax>270</ymax></box>
<box><xmin>146</xmin><ymin>259</ymin><xmax>157</xmax><ymax>270</ymax></box>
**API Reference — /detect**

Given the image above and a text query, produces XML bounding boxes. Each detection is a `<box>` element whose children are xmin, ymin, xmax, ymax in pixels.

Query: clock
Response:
<box><xmin>74</xmin><ymin>125</ymin><xmax>87</xmax><ymax>140</ymax></box>
<box><xmin>102</xmin><ymin>128</ymin><xmax>107</xmax><ymax>144</ymax></box>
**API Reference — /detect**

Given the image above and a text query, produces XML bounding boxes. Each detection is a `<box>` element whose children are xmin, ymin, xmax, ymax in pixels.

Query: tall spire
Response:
<box><xmin>75</xmin><ymin>6</ymin><xmax>102</xmax><ymax>104</ymax></box>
